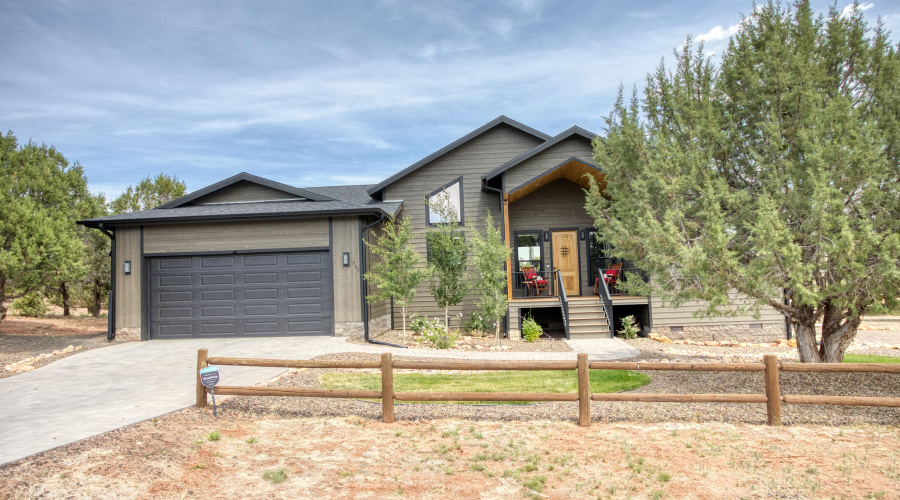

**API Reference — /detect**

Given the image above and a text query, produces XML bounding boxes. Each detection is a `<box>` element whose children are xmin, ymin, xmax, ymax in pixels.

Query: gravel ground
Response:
<box><xmin>221</xmin><ymin>347</ymin><xmax>900</xmax><ymax>427</ymax></box>
<box><xmin>348</xmin><ymin>329</ymin><xmax>572</xmax><ymax>352</ymax></box>
<box><xmin>0</xmin><ymin>332</ymin><xmax>111</xmax><ymax>379</ymax></box>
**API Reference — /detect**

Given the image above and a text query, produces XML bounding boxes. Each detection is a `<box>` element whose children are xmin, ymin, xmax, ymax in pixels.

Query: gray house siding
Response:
<box><xmin>114</xmin><ymin>225</ymin><xmax>142</xmax><ymax>334</ymax></box>
<box><xmin>508</xmin><ymin>179</ymin><xmax>597</xmax><ymax>296</ymax></box>
<box><xmin>143</xmin><ymin>219</ymin><xmax>330</xmax><ymax>254</ymax></box>
<box><xmin>384</xmin><ymin>124</ymin><xmax>545</xmax><ymax>327</ymax></box>
<box><xmin>192</xmin><ymin>181</ymin><xmax>304</xmax><ymax>204</ymax></box>
<box><xmin>504</xmin><ymin>136</ymin><xmax>595</xmax><ymax>191</ymax></box>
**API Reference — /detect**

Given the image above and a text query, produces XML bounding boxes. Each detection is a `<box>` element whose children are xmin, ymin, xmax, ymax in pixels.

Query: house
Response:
<box><xmin>79</xmin><ymin>116</ymin><xmax>786</xmax><ymax>342</ymax></box>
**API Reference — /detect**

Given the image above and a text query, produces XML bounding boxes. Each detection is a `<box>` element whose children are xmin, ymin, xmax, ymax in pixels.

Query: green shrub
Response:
<box><xmin>263</xmin><ymin>468</ymin><xmax>287</xmax><ymax>483</ymax></box>
<box><xmin>618</xmin><ymin>315</ymin><xmax>640</xmax><ymax>339</ymax></box>
<box><xmin>409</xmin><ymin>313</ymin><xmax>429</xmax><ymax>334</ymax></box>
<box><xmin>521</xmin><ymin>314</ymin><xmax>543</xmax><ymax>343</ymax></box>
<box><xmin>464</xmin><ymin>312</ymin><xmax>492</xmax><ymax>336</ymax></box>
<box><xmin>421</xmin><ymin>325</ymin><xmax>461</xmax><ymax>349</ymax></box>
<box><xmin>12</xmin><ymin>292</ymin><xmax>48</xmax><ymax>317</ymax></box>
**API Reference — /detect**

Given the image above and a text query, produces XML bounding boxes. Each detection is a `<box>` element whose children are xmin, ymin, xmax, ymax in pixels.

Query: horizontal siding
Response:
<box><xmin>508</xmin><ymin>179</ymin><xmax>597</xmax><ymax>296</ymax></box>
<box><xmin>143</xmin><ymin>219</ymin><xmax>329</xmax><ymax>254</ymax></box>
<box><xmin>651</xmin><ymin>295</ymin><xmax>784</xmax><ymax>327</ymax></box>
<box><xmin>385</xmin><ymin>124</ymin><xmax>544</xmax><ymax>326</ymax></box>
<box><xmin>365</xmin><ymin>225</ymin><xmax>392</xmax><ymax>321</ymax></box>
<box><xmin>504</xmin><ymin>136</ymin><xmax>596</xmax><ymax>190</ymax></box>
<box><xmin>194</xmin><ymin>181</ymin><xmax>302</xmax><ymax>204</ymax></box>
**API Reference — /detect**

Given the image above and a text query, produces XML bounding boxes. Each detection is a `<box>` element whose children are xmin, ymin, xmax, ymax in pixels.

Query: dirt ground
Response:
<box><xmin>1</xmin><ymin>408</ymin><xmax>898</xmax><ymax>500</ymax></box>
<box><xmin>0</xmin><ymin>309</ymin><xmax>111</xmax><ymax>378</ymax></box>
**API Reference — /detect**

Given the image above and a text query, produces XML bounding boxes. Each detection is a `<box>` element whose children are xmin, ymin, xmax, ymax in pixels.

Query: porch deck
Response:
<box><xmin>509</xmin><ymin>295</ymin><xmax>648</xmax><ymax>306</ymax></box>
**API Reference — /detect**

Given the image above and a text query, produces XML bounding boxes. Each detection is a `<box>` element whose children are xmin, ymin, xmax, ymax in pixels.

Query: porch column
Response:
<box><xmin>504</xmin><ymin>194</ymin><xmax>512</xmax><ymax>301</ymax></box>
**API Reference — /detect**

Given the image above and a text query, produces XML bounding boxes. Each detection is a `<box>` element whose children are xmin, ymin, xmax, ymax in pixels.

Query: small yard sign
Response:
<box><xmin>199</xmin><ymin>366</ymin><xmax>220</xmax><ymax>416</ymax></box>
<box><xmin>199</xmin><ymin>366</ymin><xmax>219</xmax><ymax>388</ymax></box>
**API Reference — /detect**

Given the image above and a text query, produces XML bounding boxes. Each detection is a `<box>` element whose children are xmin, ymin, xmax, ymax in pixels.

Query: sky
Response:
<box><xmin>3</xmin><ymin>0</ymin><xmax>899</xmax><ymax>200</ymax></box>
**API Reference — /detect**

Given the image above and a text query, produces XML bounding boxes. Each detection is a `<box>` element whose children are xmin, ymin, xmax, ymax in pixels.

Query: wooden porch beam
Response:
<box><xmin>504</xmin><ymin>197</ymin><xmax>512</xmax><ymax>301</ymax></box>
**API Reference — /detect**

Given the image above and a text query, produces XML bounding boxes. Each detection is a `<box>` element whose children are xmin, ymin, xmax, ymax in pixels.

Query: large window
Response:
<box><xmin>586</xmin><ymin>230</ymin><xmax>613</xmax><ymax>284</ymax></box>
<box><xmin>516</xmin><ymin>232</ymin><xmax>543</xmax><ymax>272</ymax></box>
<box><xmin>426</xmin><ymin>178</ymin><xmax>463</xmax><ymax>225</ymax></box>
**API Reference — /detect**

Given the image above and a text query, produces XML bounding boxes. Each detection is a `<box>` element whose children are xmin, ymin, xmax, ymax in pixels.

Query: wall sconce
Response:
<box><xmin>342</xmin><ymin>252</ymin><xmax>350</xmax><ymax>267</ymax></box>
<box><xmin>543</xmin><ymin>232</ymin><xmax>549</xmax><ymax>242</ymax></box>
<box><xmin>580</xmin><ymin>230</ymin><xmax>585</xmax><ymax>240</ymax></box>
<box><xmin>123</xmin><ymin>261</ymin><xmax>132</xmax><ymax>275</ymax></box>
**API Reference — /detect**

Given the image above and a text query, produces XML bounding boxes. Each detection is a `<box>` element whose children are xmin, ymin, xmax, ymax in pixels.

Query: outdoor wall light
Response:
<box><xmin>342</xmin><ymin>252</ymin><xmax>350</xmax><ymax>267</ymax></box>
<box><xmin>123</xmin><ymin>261</ymin><xmax>132</xmax><ymax>275</ymax></box>
<box><xmin>543</xmin><ymin>232</ymin><xmax>549</xmax><ymax>242</ymax></box>
<box><xmin>580</xmin><ymin>230</ymin><xmax>585</xmax><ymax>240</ymax></box>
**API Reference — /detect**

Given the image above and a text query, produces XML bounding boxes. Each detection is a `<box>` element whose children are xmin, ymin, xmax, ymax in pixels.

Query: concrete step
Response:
<box><xmin>569</xmin><ymin>323</ymin><xmax>611</xmax><ymax>334</ymax></box>
<box><xmin>569</xmin><ymin>331</ymin><xmax>612</xmax><ymax>339</ymax></box>
<box><xmin>568</xmin><ymin>310</ymin><xmax>606</xmax><ymax>320</ymax></box>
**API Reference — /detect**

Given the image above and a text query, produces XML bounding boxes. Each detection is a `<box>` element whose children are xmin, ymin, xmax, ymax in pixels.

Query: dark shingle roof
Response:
<box><xmin>78</xmin><ymin>184</ymin><xmax>401</xmax><ymax>228</ymax></box>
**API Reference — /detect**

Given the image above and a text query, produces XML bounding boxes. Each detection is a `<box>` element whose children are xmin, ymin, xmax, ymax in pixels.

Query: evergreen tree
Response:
<box><xmin>587</xmin><ymin>1</ymin><xmax>900</xmax><ymax>362</ymax></box>
<box><xmin>109</xmin><ymin>173</ymin><xmax>186</xmax><ymax>214</ymax></box>
<box><xmin>426</xmin><ymin>192</ymin><xmax>469</xmax><ymax>332</ymax></box>
<box><xmin>0</xmin><ymin>132</ymin><xmax>91</xmax><ymax>322</ymax></box>
<box><xmin>469</xmin><ymin>211</ymin><xmax>510</xmax><ymax>345</ymax></box>
<box><xmin>364</xmin><ymin>215</ymin><xmax>426</xmax><ymax>338</ymax></box>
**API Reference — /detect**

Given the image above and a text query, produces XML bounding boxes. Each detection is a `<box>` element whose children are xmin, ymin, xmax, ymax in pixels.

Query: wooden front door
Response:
<box><xmin>552</xmin><ymin>230</ymin><xmax>580</xmax><ymax>296</ymax></box>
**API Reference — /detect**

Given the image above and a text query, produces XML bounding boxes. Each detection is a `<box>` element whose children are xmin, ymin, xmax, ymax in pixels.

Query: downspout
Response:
<box><xmin>359</xmin><ymin>212</ymin><xmax>406</xmax><ymax>348</ymax></box>
<box><xmin>98</xmin><ymin>223</ymin><xmax>116</xmax><ymax>340</ymax></box>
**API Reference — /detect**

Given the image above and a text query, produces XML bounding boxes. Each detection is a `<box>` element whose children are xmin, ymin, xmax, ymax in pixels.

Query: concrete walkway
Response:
<box><xmin>0</xmin><ymin>336</ymin><xmax>638</xmax><ymax>466</ymax></box>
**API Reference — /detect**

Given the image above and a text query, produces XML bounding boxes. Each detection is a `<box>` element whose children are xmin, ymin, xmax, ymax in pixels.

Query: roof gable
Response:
<box><xmin>366</xmin><ymin>116</ymin><xmax>550</xmax><ymax>197</ymax></box>
<box><xmin>481</xmin><ymin>126</ymin><xmax>597</xmax><ymax>182</ymax></box>
<box><xmin>158</xmin><ymin>172</ymin><xmax>334</xmax><ymax>208</ymax></box>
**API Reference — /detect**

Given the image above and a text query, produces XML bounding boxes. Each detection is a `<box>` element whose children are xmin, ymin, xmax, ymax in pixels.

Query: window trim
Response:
<box><xmin>425</xmin><ymin>176</ymin><xmax>465</xmax><ymax>226</ymax></box>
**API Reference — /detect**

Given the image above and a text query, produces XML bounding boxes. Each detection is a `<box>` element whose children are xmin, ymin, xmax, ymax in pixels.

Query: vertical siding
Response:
<box><xmin>508</xmin><ymin>179</ymin><xmax>597</xmax><ymax>296</ymax></box>
<box><xmin>385</xmin><ymin>124</ymin><xmax>545</xmax><ymax>326</ymax></box>
<box><xmin>115</xmin><ymin>226</ymin><xmax>142</xmax><ymax>330</ymax></box>
<box><xmin>504</xmin><ymin>137</ymin><xmax>596</xmax><ymax>190</ymax></box>
<box><xmin>332</xmin><ymin>216</ymin><xmax>362</xmax><ymax>323</ymax></box>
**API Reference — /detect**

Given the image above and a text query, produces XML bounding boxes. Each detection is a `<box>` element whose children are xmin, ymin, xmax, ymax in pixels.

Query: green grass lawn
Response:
<box><xmin>319</xmin><ymin>369</ymin><xmax>651</xmax><ymax>404</ymax></box>
<box><xmin>843</xmin><ymin>354</ymin><xmax>900</xmax><ymax>364</ymax></box>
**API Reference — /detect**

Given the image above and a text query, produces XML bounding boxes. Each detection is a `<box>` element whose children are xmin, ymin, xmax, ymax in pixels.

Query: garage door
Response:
<box><xmin>148</xmin><ymin>250</ymin><xmax>333</xmax><ymax>339</ymax></box>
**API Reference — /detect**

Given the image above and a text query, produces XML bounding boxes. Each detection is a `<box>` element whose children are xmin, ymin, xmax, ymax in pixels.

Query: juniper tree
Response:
<box><xmin>586</xmin><ymin>1</ymin><xmax>900</xmax><ymax>362</ymax></box>
<box><xmin>364</xmin><ymin>215</ymin><xmax>426</xmax><ymax>338</ymax></box>
<box><xmin>0</xmin><ymin>132</ymin><xmax>91</xmax><ymax>322</ymax></box>
<box><xmin>109</xmin><ymin>173</ymin><xmax>186</xmax><ymax>214</ymax></box>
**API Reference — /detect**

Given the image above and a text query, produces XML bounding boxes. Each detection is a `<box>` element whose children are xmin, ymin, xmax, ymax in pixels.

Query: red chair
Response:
<box><xmin>522</xmin><ymin>265</ymin><xmax>549</xmax><ymax>296</ymax></box>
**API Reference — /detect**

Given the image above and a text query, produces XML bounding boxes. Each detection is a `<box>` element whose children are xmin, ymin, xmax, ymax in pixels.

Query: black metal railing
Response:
<box><xmin>596</xmin><ymin>272</ymin><xmax>614</xmax><ymax>334</ymax></box>
<box><xmin>510</xmin><ymin>270</ymin><xmax>556</xmax><ymax>299</ymax></box>
<box><xmin>555</xmin><ymin>270</ymin><xmax>570</xmax><ymax>339</ymax></box>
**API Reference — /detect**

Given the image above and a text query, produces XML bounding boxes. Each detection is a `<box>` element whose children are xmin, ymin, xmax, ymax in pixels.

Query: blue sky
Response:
<box><xmin>3</xmin><ymin>0</ymin><xmax>899</xmax><ymax>200</ymax></box>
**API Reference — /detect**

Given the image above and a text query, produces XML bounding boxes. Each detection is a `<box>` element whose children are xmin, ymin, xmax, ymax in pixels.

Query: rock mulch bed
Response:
<box><xmin>348</xmin><ymin>329</ymin><xmax>572</xmax><ymax>352</ymax></box>
<box><xmin>221</xmin><ymin>349</ymin><xmax>900</xmax><ymax>427</ymax></box>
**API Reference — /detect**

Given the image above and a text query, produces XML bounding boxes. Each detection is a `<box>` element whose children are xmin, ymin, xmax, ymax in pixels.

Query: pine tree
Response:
<box><xmin>586</xmin><ymin>1</ymin><xmax>900</xmax><ymax>362</ymax></box>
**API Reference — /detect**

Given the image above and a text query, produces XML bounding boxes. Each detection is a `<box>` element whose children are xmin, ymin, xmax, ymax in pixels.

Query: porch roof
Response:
<box><xmin>505</xmin><ymin>157</ymin><xmax>605</xmax><ymax>204</ymax></box>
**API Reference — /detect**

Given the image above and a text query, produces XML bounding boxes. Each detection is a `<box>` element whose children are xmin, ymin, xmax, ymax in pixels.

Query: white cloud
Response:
<box><xmin>696</xmin><ymin>23</ymin><xmax>740</xmax><ymax>43</ymax></box>
<box><xmin>841</xmin><ymin>2</ymin><xmax>875</xmax><ymax>18</ymax></box>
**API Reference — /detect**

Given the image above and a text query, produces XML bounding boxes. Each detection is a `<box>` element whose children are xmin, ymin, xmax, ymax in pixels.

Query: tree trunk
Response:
<box><xmin>0</xmin><ymin>275</ymin><xmax>6</xmax><ymax>323</ymax></box>
<box><xmin>401</xmin><ymin>305</ymin><xmax>407</xmax><ymax>339</ymax></box>
<box><xmin>444</xmin><ymin>305</ymin><xmax>449</xmax><ymax>333</ymax></box>
<box><xmin>820</xmin><ymin>303</ymin><xmax>861</xmax><ymax>363</ymax></box>
<box><xmin>59</xmin><ymin>282</ymin><xmax>71</xmax><ymax>317</ymax></box>
<box><xmin>794</xmin><ymin>320</ymin><xmax>822</xmax><ymax>363</ymax></box>
<box><xmin>0</xmin><ymin>302</ymin><xmax>6</xmax><ymax>323</ymax></box>
<box><xmin>90</xmin><ymin>283</ymin><xmax>102</xmax><ymax>317</ymax></box>
<box><xmin>495</xmin><ymin>323</ymin><xmax>501</xmax><ymax>347</ymax></box>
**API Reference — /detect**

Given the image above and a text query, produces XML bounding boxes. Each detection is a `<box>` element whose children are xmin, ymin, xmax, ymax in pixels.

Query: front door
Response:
<box><xmin>552</xmin><ymin>230</ymin><xmax>580</xmax><ymax>296</ymax></box>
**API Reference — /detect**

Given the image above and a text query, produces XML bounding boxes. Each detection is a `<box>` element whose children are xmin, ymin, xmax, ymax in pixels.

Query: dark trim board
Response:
<box><xmin>506</xmin><ymin>157</ymin><xmax>601</xmax><ymax>195</ymax></box>
<box><xmin>143</xmin><ymin>247</ymin><xmax>330</xmax><ymax>258</ymax></box>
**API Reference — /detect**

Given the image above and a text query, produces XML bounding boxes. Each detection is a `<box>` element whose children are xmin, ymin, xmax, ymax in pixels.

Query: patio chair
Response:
<box><xmin>594</xmin><ymin>263</ymin><xmax>623</xmax><ymax>294</ymax></box>
<box><xmin>522</xmin><ymin>265</ymin><xmax>549</xmax><ymax>297</ymax></box>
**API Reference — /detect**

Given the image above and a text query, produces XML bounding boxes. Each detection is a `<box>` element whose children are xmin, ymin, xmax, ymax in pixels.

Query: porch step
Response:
<box><xmin>564</xmin><ymin>298</ymin><xmax>613</xmax><ymax>338</ymax></box>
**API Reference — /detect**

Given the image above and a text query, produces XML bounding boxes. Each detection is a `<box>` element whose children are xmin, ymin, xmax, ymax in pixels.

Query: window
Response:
<box><xmin>516</xmin><ymin>232</ymin><xmax>543</xmax><ymax>272</ymax></box>
<box><xmin>426</xmin><ymin>178</ymin><xmax>463</xmax><ymax>225</ymax></box>
<box><xmin>586</xmin><ymin>229</ymin><xmax>613</xmax><ymax>284</ymax></box>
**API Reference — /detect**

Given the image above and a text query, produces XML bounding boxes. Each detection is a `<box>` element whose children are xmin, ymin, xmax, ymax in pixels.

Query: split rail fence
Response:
<box><xmin>196</xmin><ymin>349</ymin><xmax>900</xmax><ymax>426</ymax></box>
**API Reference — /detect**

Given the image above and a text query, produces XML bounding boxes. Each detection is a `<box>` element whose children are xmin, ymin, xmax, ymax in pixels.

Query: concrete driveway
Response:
<box><xmin>0</xmin><ymin>336</ymin><xmax>638</xmax><ymax>466</ymax></box>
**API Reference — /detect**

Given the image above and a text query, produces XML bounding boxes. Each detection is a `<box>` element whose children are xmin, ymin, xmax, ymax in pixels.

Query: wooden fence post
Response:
<box><xmin>577</xmin><ymin>353</ymin><xmax>590</xmax><ymax>427</ymax></box>
<box><xmin>382</xmin><ymin>353</ymin><xmax>394</xmax><ymax>423</ymax></box>
<box><xmin>196</xmin><ymin>348</ymin><xmax>208</xmax><ymax>408</ymax></box>
<box><xmin>764</xmin><ymin>354</ymin><xmax>782</xmax><ymax>426</ymax></box>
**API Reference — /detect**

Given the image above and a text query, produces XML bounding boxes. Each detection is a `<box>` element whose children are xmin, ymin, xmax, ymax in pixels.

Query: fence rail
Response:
<box><xmin>196</xmin><ymin>349</ymin><xmax>900</xmax><ymax>427</ymax></box>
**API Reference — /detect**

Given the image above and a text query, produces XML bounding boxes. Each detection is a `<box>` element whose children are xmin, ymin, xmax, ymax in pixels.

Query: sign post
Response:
<box><xmin>199</xmin><ymin>366</ymin><xmax>220</xmax><ymax>417</ymax></box>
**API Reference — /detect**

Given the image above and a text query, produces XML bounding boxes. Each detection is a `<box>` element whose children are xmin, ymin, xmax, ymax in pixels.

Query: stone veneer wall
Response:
<box><xmin>115</xmin><ymin>328</ymin><xmax>141</xmax><ymax>342</ymax></box>
<box><xmin>335</xmin><ymin>314</ymin><xmax>392</xmax><ymax>339</ymax></box>
<box><xmin>650</xmin><ymin>323</ymin><xmax>786</xmax><ymax>343</ymax></box>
